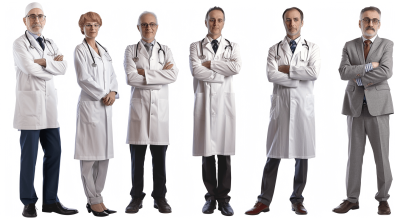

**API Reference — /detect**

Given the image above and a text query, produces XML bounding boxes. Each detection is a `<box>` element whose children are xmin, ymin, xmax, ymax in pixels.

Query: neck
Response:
<box><xmin>208</xmin><ymin>33</ymin><xmax>221</xmax><ymax>40</ymax></box>
<box><xmin>362</xmin><ymin>34</ymin><xmax>376</xmax><ymax>40</ymax></box>
<box><xmin>142</xmin><ymin>38</ymin><xmax>154</xmax><ymax>43</ymax></box>
<box><xmin>85</xmin><ymin>37</ymin><xmax>97</xmax><ymax>49</ymax></box>
<box><xmin>287</xmin><ymin>33</ymin><xmax>300</xmax><ymax>41</ymax></box>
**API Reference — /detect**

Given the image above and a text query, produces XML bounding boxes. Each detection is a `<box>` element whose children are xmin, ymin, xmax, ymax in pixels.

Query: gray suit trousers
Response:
<box><xmin>80</xmin><ymin>159</ymin><xmax>109</xmax><ymax>205</ymax></box>
<box><xmin>346</xmin><ymin>105</ymin><xmax>392</xmax><ymax>203</ymax></box>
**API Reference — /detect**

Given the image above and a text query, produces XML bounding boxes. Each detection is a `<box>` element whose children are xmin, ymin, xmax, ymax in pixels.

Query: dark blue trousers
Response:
<box><xmin>129</xmin><ymin>145</ymin><xmax>168</xmax><ymax>199</ymax></box>
<box><xmin>20</xmin><ymin>128</ymin><xmax>61</xmax><ymax>205</ymax></box>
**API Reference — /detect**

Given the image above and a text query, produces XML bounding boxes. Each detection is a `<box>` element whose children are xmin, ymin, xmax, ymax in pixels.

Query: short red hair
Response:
<box><xmin>78</xmin><ymin>12</ymin><xmax>102</xmax><ymax>34</ymax></box>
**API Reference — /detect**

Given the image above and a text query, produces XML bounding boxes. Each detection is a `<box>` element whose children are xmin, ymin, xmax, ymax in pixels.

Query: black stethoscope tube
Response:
<box><xmin>25</xmin><ymin>30</ymin><xmax>56</xmax><ymax>56</ymax></box>
<box><xmin>276</xmin><ymin>39</ymin><xmax>309</xmax><ymax>61</ymax></box>
<box><xmin>84</xmin><ymin>38</ymin><xmax>108</xmax><ymax>67</ymax></box>
<box><xmin>133</xmin><ymin>41</ymin><xmax>165</xmax><ymax>62</ymax></box>
<box><xmin>199</xmin><ymin>38</ymin><xmax>233</xmax><ymax>59</ymax></box>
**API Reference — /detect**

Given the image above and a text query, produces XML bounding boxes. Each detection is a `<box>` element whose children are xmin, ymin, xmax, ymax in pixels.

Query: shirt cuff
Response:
<box><xmin>356</xmin><ymin>78</ymin><xmax>363</xmax><ymax>86</ymax></box>
<box><xmin>365</xmin><ymin>63</ymin><xmax>373</xmax><ymax>73</ymax></box>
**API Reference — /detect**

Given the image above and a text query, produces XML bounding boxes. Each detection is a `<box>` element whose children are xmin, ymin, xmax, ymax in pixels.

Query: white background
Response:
<box><xmin>1</xmin><ymin>0</ymin><xmax>399</xmax><ymax>223</ymax></box>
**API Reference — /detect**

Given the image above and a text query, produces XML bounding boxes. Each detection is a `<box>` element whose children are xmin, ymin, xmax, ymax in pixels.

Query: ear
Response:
<box><xmin>301</xmin><ymin>20</ymin><xmax>304</xmax><ymax>27</ymax></box>
<box><xmin>205</xmin><ymin>20</ymin><xmax>207</xmax><ymax>28</ymax></box>
<box><xmin>81</xmin><ymin>29</ymin><xmax>84</xmax><ymax>35</ymax></box>
<box><xmin>359</xmin><ymin>20</ymin><xmax>361</xmax><ymax>28</ymax></box>
<box><xmin>137</xmin><ymin>25</ymin><xmax>140</xmax><ymax>32</ymax></box>
<box><xmin>23</xmin><ymin>17</ymin><xmax>27</xmax><ymax>26</ymax></box>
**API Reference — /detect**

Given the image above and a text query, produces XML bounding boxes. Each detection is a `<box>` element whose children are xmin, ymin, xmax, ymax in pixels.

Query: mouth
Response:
<box><xmin>366</xmin><ymin>27</ymin><xmax>375</xmax><ymax>31</ymax></box>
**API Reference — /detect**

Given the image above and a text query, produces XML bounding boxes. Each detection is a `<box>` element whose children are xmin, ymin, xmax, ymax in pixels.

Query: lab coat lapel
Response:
<box><xmin>366</xmin><ymin>36</ymin><xmax>381</xmax><ymax>61</ymax></box>
<box><xmin>27</xmin><ymin>33</ymin><xmax>43</xmax><ymax>57</ymax></box>
<box><xmin>355</xmin><ymin>37</ymin><xmax>365</xmax><ymax>63</ymax></box>
<box><xmin>216</xmin><ymin>36</ymin><xmax>226</xmax><ymax>57</ymax></box>
<box><xmin>138</xmin><ymin>41</ymin><xmax>149</xmax><ymax>59</ymax></box>
<box><xmin>203</xmin><ymin>36</ymin><xmax>214</xmax><ymax>55</ymax></box>
<box><xmin>292</xmin><ymin>37</ymin><xmax>305</xmax><ymax>58</ymax></box>
<box><xmin>281</xmin><ymin>36</ymin><xmax>292</xmax><ymax>56</ymax></box>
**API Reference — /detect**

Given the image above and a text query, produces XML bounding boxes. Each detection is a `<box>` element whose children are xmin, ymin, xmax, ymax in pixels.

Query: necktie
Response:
<box><xmin>211</xmin><ymin>39</ymin><xmax>218</xmax><ymax>53</ymax></box>
<box><xmin>36</xmin><ymin>37</ymin><xmax>45</xmax><ymax>51</ymax></box>
<box><xmin>144</xmin><ymin>42</ymin><xmax>153</xmax><ymax>57</ymax></box>
<box><xmin>364</xmin><ymin>39</ymin><xmax>372</xmax><ymax>60</ymax></box>
<box><xmin>290</xmin><ymin>40</ymin><xmax>297</xmax><ymax>53</ymax></box>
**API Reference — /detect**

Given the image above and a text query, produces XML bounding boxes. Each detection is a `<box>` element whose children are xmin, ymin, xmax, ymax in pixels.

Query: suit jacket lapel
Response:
<box><xmin>366</xmin><ymin>36</ymin><xmax>382</xmax><ymax>61</ymax></box>
<box><xmin>355</xmin><ymin>37</ymin><xmax>365</xmax><ymax>63</ymax></box>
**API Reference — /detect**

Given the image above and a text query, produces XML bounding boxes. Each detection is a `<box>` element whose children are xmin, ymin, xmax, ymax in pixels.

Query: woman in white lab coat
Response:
<box><xmin>74</xmin><ymin>12</ymin><xmax>118</xmax><ymax>217</ymax></box>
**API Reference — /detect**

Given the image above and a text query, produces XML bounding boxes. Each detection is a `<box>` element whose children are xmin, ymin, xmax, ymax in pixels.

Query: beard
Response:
<box><xmin>27</xmin><ymin>21</ymin><xmax>43</xmax><ymax>35</ymax></box>
<box><xmin>363</xmin><ymin>27</ymin><xmax>377</xmax><ymax>37</ymax></box>
<box><xmin>286</xmin><ymin>26</ymin><xmax>301</xmax><ymax>37</ymax></box>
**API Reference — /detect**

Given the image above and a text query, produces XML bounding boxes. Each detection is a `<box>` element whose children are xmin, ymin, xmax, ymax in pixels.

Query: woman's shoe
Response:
<box><xmin>86</xmin><ymin>203</ymin><xmax>108</xmax><ymax>217</ymax></box>
<box><xmin>104</xmin><ymin>209</ymin><xmax>117</xmax><ymax>214</ymax></box>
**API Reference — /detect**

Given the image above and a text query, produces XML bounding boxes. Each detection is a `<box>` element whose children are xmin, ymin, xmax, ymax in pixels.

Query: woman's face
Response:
<box><xmin>83</xmin><ymin>21</ymin><xmax>100</xmax><ymax>39</ymax></box>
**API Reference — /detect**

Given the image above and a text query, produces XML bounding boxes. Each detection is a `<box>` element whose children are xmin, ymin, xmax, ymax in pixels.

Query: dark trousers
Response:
<box><xmin>20</xmin><ymin>128</ymin><xmax>61</xmax><ymax>205</ymax></box>
<box><xmin>130</xmin><ymin>144</ymin><xmax>167</xmax><ymax>199</ymax></box>
<box><xmin>257</xmin><ymin>158</ymin><xmax>308</xmax><ymax>206</ymax></box>
<box><xmin>202</xmin><ymin>155</ymin><xmax>231</xmax><ymax>203</ymax></box>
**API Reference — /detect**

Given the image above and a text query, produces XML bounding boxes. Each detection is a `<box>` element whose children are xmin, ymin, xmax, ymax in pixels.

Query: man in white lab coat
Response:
<box><xmin>189</xmin><ymin>7</ymin><xmax>242</xmax><ymax>216</ymax></box>
<box><xmin>124</xmin><ymin>11</ymin><xmax>178</xmax><ymax>214</ymax></box>
<box><xmin>245</xmin><ymin>7</ymin><xmax>320</xmax><ymax>215</ymax></box>
<box><xmin>13</xmin><ymin>2</ymin><xmax>78</xmax><ymax>218</ymax></box>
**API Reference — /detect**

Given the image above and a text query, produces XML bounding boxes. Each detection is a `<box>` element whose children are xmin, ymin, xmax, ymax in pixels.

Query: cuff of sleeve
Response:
<box><xmin>365</xmin><ymin>63</ymin><xmax>373</xmax><ymax>73</ymax></box>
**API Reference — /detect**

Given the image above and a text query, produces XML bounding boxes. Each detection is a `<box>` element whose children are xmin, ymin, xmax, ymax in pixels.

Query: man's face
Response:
<box><xmin>23</xmin><ymin>8</ymin><xmax>46</xmax><ymax>35</ymax></box>
<box><xmin>359</xmin><ymin>10</ymin><xmax>381</xmax><ymax>38</ymax></box>
<box><xmin>83</xmin><ymin>22</ymin><xmax>100</xmax><ymax>39</ymax></box>
<box><xmin>137</xmin><ymin>13</ymin><xmax>158</xmax><ymax>41</ymax></box>
<box><xmin>205</xmin><ymin>10</ymin><xmax>225</xmax><ymax>36</ymax></box>
<box><xmin>284</xmin><ymin>9</ymin><xmax>303</xmax><ymax>37</ymax></box>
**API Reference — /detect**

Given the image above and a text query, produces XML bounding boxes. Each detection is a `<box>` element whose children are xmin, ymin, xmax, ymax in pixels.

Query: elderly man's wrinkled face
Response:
<box><xmin>138</xmin><ymin>13</ymin><xmax>158</xmax><ymax>42</ymax></box>
<box><xmin>284</xmin><ymin>9</ymin><xmax>303</xmax><ymax>37</ymax></box>
<box><xmin>23</xmin><ymin>8</ymin><xmax>46</xmax><ymax>35</ymax></box>
<box><xmin>359</xmin><ymin>10</ymin><xmax>381</xmax><ymax>38</ymax></box>
<box><xmin>205</xmin><ymin>10</ymin><xmax>225</xmax><ymax>37</ymax></box>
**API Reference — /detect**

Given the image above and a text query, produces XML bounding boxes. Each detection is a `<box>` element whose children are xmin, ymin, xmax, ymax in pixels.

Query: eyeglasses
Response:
<box><xmin>141</xmin><ymin>23</ymin><xmax>157</xmax><ymax>28</ymax></box>
<box><xmin>85</xmin><ymin>24</ymin><xmax>100</xmax><ymax>29</ymax></box>
<box><xmin>26</xmin><ymin>14</ymin><xmax>46</xmax><ymax>22</ymax></box>
<box><xmin>362</xmin><ymin>18</ymin><xmax>380</xmax><ymax>25</ymax></box>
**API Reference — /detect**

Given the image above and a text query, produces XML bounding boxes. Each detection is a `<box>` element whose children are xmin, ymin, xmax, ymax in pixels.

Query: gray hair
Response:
<box><xmin>137</xmin><ymin>11</ymin><xmax>158</xmax><ymax>26</ymax></box>
<box><xmin>360</xmin><ymin>6</ymin><xmax>381</xmax><ymax>19</ymax></box>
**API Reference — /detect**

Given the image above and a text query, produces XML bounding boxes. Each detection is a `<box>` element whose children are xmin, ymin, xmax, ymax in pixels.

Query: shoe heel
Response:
<box><xmin>42</xmin><ymin>206</ymin><xmax>52</xmax><ymax>213</ymax></box>
<box><xmin>86</xmin><ymin>204</ymin><xmax>92</xmax><ymax>213</ymax></box>
<box><xmin>351</xmin><ymin>206</ymin><xmax>359</xmax><ymax>210</ymax></box>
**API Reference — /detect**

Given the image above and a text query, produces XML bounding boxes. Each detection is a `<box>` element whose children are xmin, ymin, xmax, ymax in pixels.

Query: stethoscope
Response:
<box><xmin>25</xmin><ymin>30</ymin><xmax>56</xmax><ymax>57</ymax></box>
<box><xmin>198</xmin><ymin>38</ymin><xmax>233</xmax><ymax>60</ymax></box>
<box><xmin>133</xmin><ymin>41</ymin><xmax>165</xmax><ymax>64</ymax></box>
<box><xmin>84</xmin><ymin>38</ymin><xmax>111</xmax><ymax>67</ymax></box>
<box><xmin>275</xmin><ymin>39</ymin><xmax>309</xmax><ymax>61</ymax></box>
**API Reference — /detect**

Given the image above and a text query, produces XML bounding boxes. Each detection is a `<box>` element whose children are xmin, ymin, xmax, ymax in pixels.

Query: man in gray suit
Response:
<box><xmin>333</xmin><ymin>6</ymin><xmax>393</xmax><ymax>215</ymax></box>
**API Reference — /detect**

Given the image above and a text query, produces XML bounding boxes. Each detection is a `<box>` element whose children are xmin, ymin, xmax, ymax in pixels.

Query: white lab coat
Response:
<box><xmin>13</xmin><ymin>33</ymin><xmax>67</xmax><ymax>130</ymax></box>
<box><xmin>124</xmin><ymin>40</ymin><xmax>178</xmax><ymax>145</ymax></box>
<box><xmin>74</xmin><ymin>40</ymin><xmax>118</xmax><ymax>160</ymax></box>
<box><xmin>189</xmin><ymin>36</ymin><xmax>242</xmax><ymax>157</ymax></box>
<box><xmin>266</xmin><ymin>36</ymin><xmax>320</xmax><ymax>159</ymax></box>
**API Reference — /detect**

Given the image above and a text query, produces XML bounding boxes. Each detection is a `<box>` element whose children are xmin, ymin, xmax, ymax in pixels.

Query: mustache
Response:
<box><xmin>31</xmin><ymin>24</ymin><xmax>42</xmax><ymax>28</ymax></box>
<box><xmin>366</xmin><ymin>26</ymin><xmax>375</xmax><ymax>31</ymax></box>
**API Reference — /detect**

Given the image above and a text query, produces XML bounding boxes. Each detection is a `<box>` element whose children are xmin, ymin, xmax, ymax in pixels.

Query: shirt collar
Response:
<box><xmin>286</xmin><ymin>36</ymin><xmax>301</xmax><ymax>45</ymax></box>
<box><xmin>207</xmin><ymin>35</ymin><xmax>222</xmax><ymax>44</ymax></box>
<box><xmin>27</xmin><ymin>30</ymin><xmax>41</xmax><ymax>40</ymax></box>
<box><xmin>141</xmin><ymin>39</ymin><xmax>155</xmax><ymax>46</ymax></box>
<box><xmin>362</xmin><ymin>35</ymin><xmax>377</xmax><ymax>43</ymax></box>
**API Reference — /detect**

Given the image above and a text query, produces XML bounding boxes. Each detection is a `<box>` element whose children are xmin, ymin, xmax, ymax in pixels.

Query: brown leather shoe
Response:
<box><xmin>292</xmin><ymin>203</ymin><xmax>307</xmax><ymax>215</ymax></box>
<box><xmin>332</xmin><ymin>200</ymin><xmax>359</xmax><ymax>214</ymax></box>
<box><xmin>245</xmin><ymin>202</ymin><xmax>269</xmax><ymax>215</ymax></box>
<box><xmin>378</xmin><ymin>201</ymin><xmax>391</xmax><ymax>215</ymax></box>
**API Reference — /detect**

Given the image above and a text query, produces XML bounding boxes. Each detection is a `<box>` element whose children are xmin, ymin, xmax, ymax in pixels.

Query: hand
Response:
<box><xmin>278</xmin><ymin>65</ymin><xmax>290</xmax><ymax>74</ymax></box>
<box><xmin>202</xmin><ymin>61</ymin><xmax>211</xmax><ymax>69</ymax></box>
<box><xmin>102</xmin><ymin>92</ymin><xmax>116</xmax><ymax>106</ymax></box>
<box><xmin>54</xmin><ymin>55</ymin><xmax>64</xmax><ymax>61</ymax></box>
<box><xmin>371</xmin><ymin>62</ymin><xmax>379</xmax><ymax>68</ymax></box>
<box><xmin>34</xmin><ymin>58</ymin><xmax>46</xmax><ymax>67</ymax></box>
<box><xmin>353</xmin><ymin>79</ymin><xmax>357</xmax><ymax>84</ymax></box>
<box><xmin>163</xmin><ymin>62</ymin><xmax>174</xmax><ymax>70</ymax></box>
<box><xmin>137</xmin><ymin>68</ymin><xmax>145</xmax><ymax>76</ymax></box>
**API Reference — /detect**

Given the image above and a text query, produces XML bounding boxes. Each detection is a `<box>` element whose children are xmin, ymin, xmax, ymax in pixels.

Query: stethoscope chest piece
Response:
<box><xmin>92</xmin><ymin>63</ymin><xmax>97</xmax><ymax>67</ymax></box>
<box><xmin>199</xmin><ymin>55</ymin><xmax>206</xmax><ymax>60</ymax></box>
<box><xmin>275</xmin><ymin>55</ymin><xmax>281</xmax><ymax>60</ymax></box>
<box><xmin>133</xmin><ymin>57</ymin><xmax>139</xmax><ymax>62</ymax></box>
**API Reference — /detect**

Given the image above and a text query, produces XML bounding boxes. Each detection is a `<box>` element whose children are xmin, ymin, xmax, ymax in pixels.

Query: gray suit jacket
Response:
<box><xmin>339</xmin><ymin>36</ymin><xmax>394</xmax><ymax>117</ymax></box>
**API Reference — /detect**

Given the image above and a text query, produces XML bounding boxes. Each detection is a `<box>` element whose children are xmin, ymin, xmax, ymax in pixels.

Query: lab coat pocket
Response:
<box><xmin>79</xmin><ymin>101</ymin><xmax>100</xmax><ymax>125</ymax></box>
<box><xmin>306</xmin><ymin>94</ymin><xmax>315</xmax><ymax>118</ymax></box>
<box><xmin>17</xmin><ymin>91</ymin><xmax>43</xmax><ymax>126</ymax></box>
<box><xmin>224</xmin><ymin>93</ymin><xmax>236</xmax><ymax>119</ymax></box>
<box><xmin>194</xmin><ymin>93</ymin><xmax>205</xmax><ymax>120</ymax></box>
<box><xmin>270</xmin><ymin>95</ymin><xmax>279</xmax><ymax>120</ymax></box>
<box><xmin>158</xmin><ymin>99</ymin><xmax>169</xmax><ymax>122</ymax></box>
<box><xmin>130</xmin><ymin>98</ymin><xmax>142</xmax><ymax>120</ymax></box>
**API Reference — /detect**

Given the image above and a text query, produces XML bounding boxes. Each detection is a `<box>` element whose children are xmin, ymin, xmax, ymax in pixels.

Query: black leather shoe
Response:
<box><xmin>42</xmin><ymin>202</ymin><xmax>78</xmax><ymax>215</ymax></box>
<box><xmin>125</xmin><ymin>198</ymin><xmax>143</xmax><ymax>213</ymax></box>
<box><xmin>86</xmin><ymin>203</ymin><xmax>108</xmax><ymax>217</ymax></box>
<box><xmin>104</xmin><ymin>209</ymin><xmax>117</xmax><ymax>214</ymax></box>
<box><xmin>154</xmin><ymin>198</ymin><xmax>172</xmax><ymax>213</ymax></box>
<box><xmin>202</xmin><ymin>200</ymin><xmax>216</xmax><ymax>214</ymax></box>
<box><xmin>218</xmin><ymin>201</ymin><xmax>234</xmax><ymax>216</ymax></box>
<box><xmin>22</xmin><ymin>203</ymin><xmax>37</xmax><ymax>218</ymax></box>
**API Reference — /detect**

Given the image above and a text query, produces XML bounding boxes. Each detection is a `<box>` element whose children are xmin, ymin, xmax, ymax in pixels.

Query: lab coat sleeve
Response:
<box><xmin>74</xmin><ymin>47</ymin><xmax>108</xmax><ymax>101</ymax></box>
<box><xmin>189</xmin><ymin>42</ymin><xmax>224</xmax><ymax>83</ymax></box>
<box><xmin>361</xmin><ymin>41</ymin><xmax>393</xmax><ymax>87</ymax></box>
<box><xmin>124</xmin><ymin>45</ymin><xmax>162</xmax><ymax>90</ymax></box>
<box><xmin>339</xmin><ymin>42</ymin><xmax>366</xmax><ymax>80</ymax></box>
<box><xmin>267</xmin><ymin>46</ymin><xmax>299</xmax><ymax>88</ymax></box>
<box><xmin>109</xmin><ymin>63</ymin><xmax>119</xmax><ymax>99</ymax></box>
<box><xmin>289</xmin><ymin>44</ymin><xmax>320</xmax><ymax>81</ymax></box>
<box><xmin>210</xmin><ymin>43</ymin><xmax>242</xmax><ymax>76</ymax></box>
<box><xmin>43</xmin><ymin>39</ymin><xmax>67</xmax><ymax>76</ymax></box>
<box><xmin>13</xmin><ymin>39</ymin><xmax>53</xmax><ymax>81</ymax></box>
<box><xmin>145</xmin><ymin>46</ymin><xmax>179</xmax><ymax>85</ymax></box>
